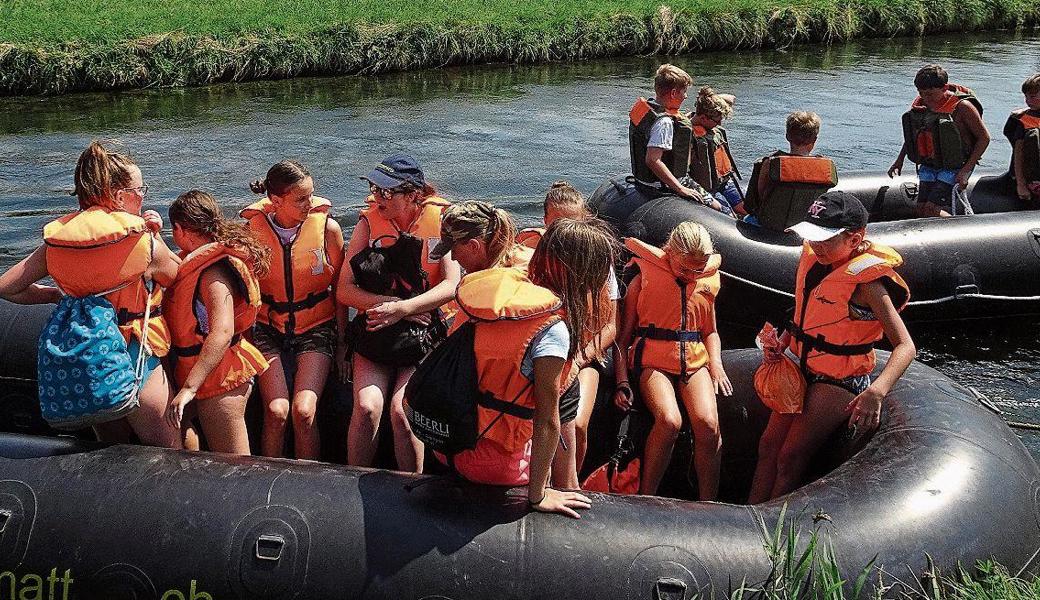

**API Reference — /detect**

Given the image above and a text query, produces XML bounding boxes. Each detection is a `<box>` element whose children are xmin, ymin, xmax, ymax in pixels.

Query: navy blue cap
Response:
<box><xmin>362</xmin><ymin>153</ymin><xmax>427</xmax><ymax>189</ymax></box>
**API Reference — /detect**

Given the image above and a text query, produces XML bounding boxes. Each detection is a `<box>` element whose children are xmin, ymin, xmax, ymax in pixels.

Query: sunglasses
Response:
<box><xmin>370</xmin><ymin>184</ymin><xmax>412</xmax><ymax>201</ymax></box>
<box><xmin>120</xmin><ymin>185</ymin><xmax>149</xmax><ymax>198</ymax></box>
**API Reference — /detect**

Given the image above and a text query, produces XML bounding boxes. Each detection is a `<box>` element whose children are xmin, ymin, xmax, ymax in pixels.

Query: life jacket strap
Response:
<box><xmin>476</xmin><ymin>391</ymin><xmax>535</xmax><ymax>420</ymax></box>
<box><xmin>787</xmin><ymin>323</ymin><xmax>874</xmax><ymax>356</ymax></box>
<box><xmin>261</xmin><ymin>290</ymin><xmax>330</xmax><ymax>313</ymax></box>
<box><xmin>634</xmin><ymin>326</ymin><xmax>702</xmax><ymax>343</ymax></box>
<box><xmin>171</xmin><ymin>333</ymin><xmax>243</xmax><ymax>357</ymax></box>
<box><xmin>117</xmin><ymin>305</ymin><xmax>163</xmax><ymax>325</ymax></box>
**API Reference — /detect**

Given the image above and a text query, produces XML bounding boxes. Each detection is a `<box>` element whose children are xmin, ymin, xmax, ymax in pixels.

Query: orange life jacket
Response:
<box><xmin>454</xmin><ymin>268</ymin><xmax>575</xmax><ymax>457</ymax></box>
<box><xmin>902</xmin><ymin>84</ymin><xmax>983</xmax><ymax>170</ymax></box>
<box><xmin>360</xmin><ymin>195</ymin><xmax>451</xmax><ymax>287</ymax></box>
<box><xmin>1009</xmin><ymin>109</ymin><xmax>1040</xmax><ymax>182</ymax></box>
<box><xmin>241</xmin><ymin>197</ymin><xmax>340</xmax><ymax>334</ymax></box>
<box><xmin>625</xmin><ymin>237</ymin><xmax>721</xmax><ymax>378</ymax></box>
<box><xmin>516</xmin><ymin>227</ymin><xmax>544</xmax><ymax>250</ymax></box>
<box><xmin>43</xmin><ymin>207</ymin><xmax>170</xmax><ymax>356</ymax></box>
<box><xmin>691</xmin><ymin>124</ymin><xmax>738</xmax><ymax>192</ymax></box>
<box><xmin>789</xmin><ymin>242</ymin><xmax>910</xmax><ymax>380</ymax></box>
<box><xmin>164</xmin><ymin>243</ymin><xmax>268</xmax><ymax>399</ymax></box>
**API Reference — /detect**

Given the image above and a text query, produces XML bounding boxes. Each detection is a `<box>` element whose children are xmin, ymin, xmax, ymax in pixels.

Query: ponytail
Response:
<box><xmin>485</xmin><ymin>207</ymin><xmax>517</xmax><ymax>268</ymax></box>
<box><xmin>250</xmin><ymin>160</ymin><xmax>311</xmax><ymax>197</ymax></box>
<box><xmin>170</xmin><ymin>190</ymin><xmax>272</xmax><ymax>278</ymax></box>
<box><xmin>73</xmin><ymin>140</ymin><xmax>136</xmax><ymax>210</ymax></box>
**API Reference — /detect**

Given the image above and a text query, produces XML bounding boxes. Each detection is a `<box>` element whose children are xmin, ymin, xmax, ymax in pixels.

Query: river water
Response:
<box><xmin>2</xmin><ymin>32</ymin><xmax>1039</xmax><ymax>449</ymax></box>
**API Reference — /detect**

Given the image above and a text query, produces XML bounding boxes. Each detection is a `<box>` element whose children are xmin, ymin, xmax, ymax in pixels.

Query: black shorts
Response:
<box><xmin>251</xmin><ymin>321</ymin><xmax>337</xmax><ymax>359</ymax></box>
<box><xmin>559</xmin><ymin>377</ymin><xmax>580</xmax><ymax>424</ymax></box>
<box><xmin>917</xmin><ymin>179</ymin><xmax>954</xmax><ymax>211</ymax></box>
<box><xmin>806</xmin><ymin>372</ymin><xmax>871</xmax><ymax>396</ymax></box>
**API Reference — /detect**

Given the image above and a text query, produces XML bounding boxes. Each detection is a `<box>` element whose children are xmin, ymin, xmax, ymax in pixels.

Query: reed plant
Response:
<box><xmin>729</xmin><ymin>505</ymin><xmax>1040</xmax><ymax>600</ymax></box>
<box><xmin>1</xmin><ymin>0</ymin><xmax>1038</xmax><ymax>95</ymax></box>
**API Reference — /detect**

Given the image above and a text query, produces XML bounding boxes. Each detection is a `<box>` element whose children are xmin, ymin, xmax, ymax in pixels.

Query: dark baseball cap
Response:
<box><xmin>361</xmin><ymin>153</ymin><xmax>426</xmax><ymax>190</ymax></box>
<box><xmin>787</xmin><ymin>191</ymin><xmax>869</xmax><ymax>241</ymax></box>
<box><xmin>428</xmin><ymin>201</ymin><xmax>497</xmax><ymax>261</ymax></box>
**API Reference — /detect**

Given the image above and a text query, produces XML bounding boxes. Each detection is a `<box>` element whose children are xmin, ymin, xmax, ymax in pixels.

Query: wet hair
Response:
<box><xmin>654</xmin><ymin>64</ymin><xmax>693</xmax><ymax>94</ymax></box>
<box><xmin>73</xmin><ymin>140</ymin><xmax>137</xmax><ymax>210</ymax></box>
<box><xmin>170</xmin><ymin>190</ymin><xmax>272</xmax><ymax>278</ymax></box>
<box><xmin>914</xmin><ymin>64</ymin><xmax>949</xmax><ymax>90</ymax></box>
<box><xmin>786</xmin><ymin>111</ymin><xmax>821</xmax><ymax>146</ymax></box>
<box><xmin>664</xmin><ymin>221</ymin><xmax>714</xmax><ymax>260</ymax></box>
<box><xmin>250</xmin><ymin>160</ymin><xmax>311</xmax><ymax>197</ymax></box>
<box><xmin>543</xmin><ymin>181</ymin><xmax>590</xmax><ymax>220</ymax></box>
<box><xmin>1023</xmin><ymin>73</ymin><xmax>1040</xmax><ymax>95</ymax></box>
<box><xmin>694</xmin><ymin>87</ymin><xmax>734</xmax><ymax>121</ymax></box>
<box><xmin>528</xmin><ymin>218</ymin><xmax>617</xmax><ymax>362</ymax></box>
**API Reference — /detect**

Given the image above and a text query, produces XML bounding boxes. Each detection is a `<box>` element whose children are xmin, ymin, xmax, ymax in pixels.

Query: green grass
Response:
<box><xmin>0</xmin><ymin>0</ymin><xmax>1038</xmax><ymax>95</ymax></box>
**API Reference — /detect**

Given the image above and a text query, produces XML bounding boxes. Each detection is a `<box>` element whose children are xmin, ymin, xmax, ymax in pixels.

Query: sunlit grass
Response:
<box><xmin>0</xmin><ymin>0</ymin><xmax>1037</xmax><ymax>95</ymax></box>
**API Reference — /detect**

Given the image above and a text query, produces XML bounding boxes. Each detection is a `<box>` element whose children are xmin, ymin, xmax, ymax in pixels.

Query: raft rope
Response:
<box><xmin>968</xmin><ymin>387</ymin><xmax>1040</xmax><ymax>432</ymax></box>
<box><xmin>718</xmin><ymin>271</ymin><xmax>1040</xmax><ymax>304</ymax></box>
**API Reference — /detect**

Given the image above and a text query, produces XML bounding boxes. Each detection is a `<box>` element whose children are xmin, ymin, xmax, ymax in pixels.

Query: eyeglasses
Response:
<box><xmin>120</xmin><ymin>185</ymin><xmax>149</xmax><ymax>198</ymax></box>
<box><xmin>370</xmin><ymin>184</ymin><xmax>411</xmax><ymax>201</ymax></box>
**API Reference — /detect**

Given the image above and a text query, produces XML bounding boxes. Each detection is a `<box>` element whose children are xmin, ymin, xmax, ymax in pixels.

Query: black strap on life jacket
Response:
<box><xmin>476</xmin><ymin>390</ymin><xmax>536</xmax><ymax>420</ymax></box>
<box><xmin>116</xmin><ymin>305</ymin><xmax>162</xmax><ymax>325</ymax></box>
<box><xmin>787</xmin><ymin>323</ymin><xmax>874</xmax><ymax>356</ymax></box>
<box><xmin>261</xmin><ymin>290</ymin><xmax>330</xmax><ymax>313</ymax></box>
<box><xmin>633</xmin><ymin>326</ymin><xmax>703</xmax><ymax>342</ymax></box>
<box><xmin>170</xmin><ymin>333</ymin><xmax>243</xmax><ymax>357</ymax></box>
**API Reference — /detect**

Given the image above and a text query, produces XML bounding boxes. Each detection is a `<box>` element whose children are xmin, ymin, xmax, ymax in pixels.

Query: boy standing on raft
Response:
<box><xmin>1004</xmin><ymin>73</ymin><xmax>1040</xmax><ymax>204</ymax></box>
<box><xmin>629</xmin><ymin>65</ymin><xmax>726</xmax><ymax>212</ymax></box>
<box><xmin>889</xmin><ymin>64</ymin><xmax>990</xmax><ymax>217</ymax></box>
<box><xmin>748</xmin><ymin>192</ymin><xmax>915</xmax><ymax>502</ymax></box>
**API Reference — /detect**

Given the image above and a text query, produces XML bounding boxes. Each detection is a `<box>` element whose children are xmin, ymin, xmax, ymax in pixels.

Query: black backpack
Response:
<box><xmin>404</xmin><ymin>321</ymin><xmax>480</xmax><ymax>455</ymax></box>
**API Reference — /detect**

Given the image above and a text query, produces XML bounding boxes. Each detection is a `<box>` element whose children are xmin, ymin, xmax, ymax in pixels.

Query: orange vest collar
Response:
<box><xmin>456</xmin><ymin>268</ymin><xmax>561</xmax><ymax>322</ymax></box>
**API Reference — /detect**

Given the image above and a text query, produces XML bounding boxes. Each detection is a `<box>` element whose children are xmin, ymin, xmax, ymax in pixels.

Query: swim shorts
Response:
<box><xmin>806</xmin><ymin>371</ymin><xmax>871</xmax><ymax>396</ymax></box>
<box><xmin>251</xmin><ymin>321</ymin><xmax>336</xmax><ymax>358</ymax></box>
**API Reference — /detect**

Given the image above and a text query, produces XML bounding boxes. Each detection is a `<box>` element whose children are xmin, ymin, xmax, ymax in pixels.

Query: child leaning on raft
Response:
<box><xmin>748</xmin><ymin>192</ymin><xmax>916</xmax><ymax>503</ymax></box>
<box><xmin>613</xmin><ymin>222</ymin><xmax>731</xmax><ymax>499</ymax></box>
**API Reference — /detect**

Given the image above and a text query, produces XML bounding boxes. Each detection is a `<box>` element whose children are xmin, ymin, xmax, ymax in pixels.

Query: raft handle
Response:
<box><xmin>0</xmin><ymin>509</ymin><xmax>9</xmax><ymax>534</ymax></box>
<box><xmin>255</xmin><ymin>534</ymin><xmax>285</xmax><ymax>562</ymax></box>
<box><xmin>955</xmin><ymin>284</ymin><xmax>980</xmax><ymax>297</ymax></box>
<box><xmin>653</xmin><ymin>577</ymin><xmax>688</xmax><ymax>600</ymax></box>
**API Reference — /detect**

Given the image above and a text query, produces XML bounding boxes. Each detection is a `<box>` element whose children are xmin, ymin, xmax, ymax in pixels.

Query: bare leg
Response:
<box><xmin>678</xmin><ymin>367</ymin><xmax>720</xmax><ymax>501</ymax></box>
<box><xmin>747</xmin><ymin>412</ymin><xmax>796</xmax><ymax>504</ymax></box>
<box><xmin>388</xmin><ymin>366</ymin><xmax>423</xmax><ymax>473</ymax></box>
<box><xmin>348</xmin><ymin>353</ymin><xmax>391</xmax><ymax>467</ymax></box>
<box><xmin>291</xmin><ymin>351</ymin><xmax>332</xmax><ymax>460</ymax></box>
<box><xmin>196</xmin><ymin>382</ymin><xmax>252</xmax><ymax>455</ymax></box>
<box><xmin>126</xmin><ymin>364</ymin><xmax>182</xmax><ymax>448</ymax></box>
<box><xmin>770</xmin><ymin>383</ymin><xmax>853</xmax><ymax>499</ymax></box>
<box><xmin>93</xmin><ymin>418</ymin><xmax>133</xmax><ymax>443</ymax></box>
<box><xmin>639</xmin><ymin>368</ymin><xmax>682</xmax><ymax>496</ymax></box>
<box><xmin>551</xmin><ymin>420</ymin><xmax>579</xmax><ymax>489</ymax></box>
<box><xmin>258</xmin><ymin>355</ymin><xmax>291</xmax><ymax>458</ymax></box>
<box><xmin>573</xmin><ymin>366</ymin><xmax>600</xmax><ymax>473</ymax></box>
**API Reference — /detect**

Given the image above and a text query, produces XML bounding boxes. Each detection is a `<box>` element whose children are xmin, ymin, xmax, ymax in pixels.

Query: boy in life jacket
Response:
<box><xmin>889</xmin><ymin>64</ymin><xmax>990</xmax><ymax>218</ymax></box>
<box><xmin>613</xmin><ymin>222</ymin><xmax>732</xmax><ymax>499</ymax></box>
<box><xmin>690</xmin><ymin>87</ymin><xmax>744</xmax><ymax>216</ymax></box>
<box><xmin>338</xmin><ymin>154</ymin><xmax>461</xmax><ymax>472</ymax></box>
<box><xmin>1003</xmin><ymin>73</ymin><xmax>1040</xmax><ymax>204</ymax></box>
<box><xmin>442</xmin><ymin>219</ymin><xmax>613</xmax><ymax>518</ymax></box>
<box><xmin>165</xmin><ymin>191</ymin><xmax>271</xmax><ymax>455</ymax></box>
<box><xmin>743</xmin><ymin>111</ymin><xmax>838</xmax><ymax>231</ymax></box>
<box><xmin>518</xmin><ymin>182</ymin><xmax>621</xmax><ymax>484</ymax></box>
<box><xmin>747</xmin><ymin>192</ymin><xmax>916</xmax><ymax>503</ymax></box>
<box><xmin>628</xmin><ymin>64</ymin><xmax>725</xmax><ymax>212</ymax></box>
<box><xmin>0</xmin><ymin>141</ymin><xmax>182</xmax><ymax>447</ymax></box>
<box><xmin>241</xmin><ymin>160</ymin><xmax>346</xmax><ymax>460</ymax></box>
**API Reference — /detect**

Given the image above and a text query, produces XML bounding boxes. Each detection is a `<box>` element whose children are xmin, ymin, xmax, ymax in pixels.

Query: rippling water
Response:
<box><xmin>2</xmin><ymin>32</ymin><xmax>1039</xmax><ymax>447</ymax></box>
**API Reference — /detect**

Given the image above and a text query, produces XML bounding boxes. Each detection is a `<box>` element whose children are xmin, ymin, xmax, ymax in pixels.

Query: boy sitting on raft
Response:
<box><xmin>742</xmin><ymin>112</ymin><xmax>838</xmax><ymax>230</ymax></box>
<box><xmin>889</xmin><ymin>64</ymin><xmax>990</xmax><ymax>217</ymax></box>
<box><xmin>1004</xmin><ymin>73</ymin><xmax>1040</xmax><ymax>204</ymax></box>
<box><xmin>689</xmin><ymin>87</ymin><xmax>745</xmax><ymax>216</ymax></box>
<box><xmin>629</xmin><ymin>64</ymin><xmax>728</xmax><ymax>213</ymax></box>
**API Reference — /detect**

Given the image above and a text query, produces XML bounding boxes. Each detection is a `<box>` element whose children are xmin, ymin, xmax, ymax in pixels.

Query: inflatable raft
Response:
<box><xmin>1</xmin><ymin>295</ymin><xmax>1039</xmax><ymax>597</ymax></box>
<box><xmin>591</xmin><ymin>172</ymin><xmax>1040</xmax><ymax>329</ymax></box>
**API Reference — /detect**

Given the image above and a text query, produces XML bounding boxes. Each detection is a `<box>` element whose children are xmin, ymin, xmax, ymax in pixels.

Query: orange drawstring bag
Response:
<box><xmin>754</xmin><ymin>323</ymin><xmax>806</xmax><ymax>414</ymax></box>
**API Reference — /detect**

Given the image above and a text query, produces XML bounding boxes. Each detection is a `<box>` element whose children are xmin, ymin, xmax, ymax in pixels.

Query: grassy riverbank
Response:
<box><xmin>1</xmin><ymin>0</ymin><xmax>1039</xmax><ymax>95</ymax></box>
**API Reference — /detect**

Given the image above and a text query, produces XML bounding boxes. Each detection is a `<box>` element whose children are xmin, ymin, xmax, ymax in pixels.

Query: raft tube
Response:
<box><xmin>0</xmin><ymin>316</ymin><xmax>1037</xmax><ymax>598</ymax></box>
<box><xmin>590</xmin><ymin>172</ymin><xmax>1040</xmax><ymax>329</ymax></box>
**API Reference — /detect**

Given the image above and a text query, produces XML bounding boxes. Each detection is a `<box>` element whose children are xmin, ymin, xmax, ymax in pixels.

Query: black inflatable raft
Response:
<box><xmin>1</xmin><ymin>296</ymin><xmax>1039</xmax><ymax>597</ymax></box>
<box><xmin>591</xmin><ymin>172</ymin><xmax>1040</xmax><ymax>329</ymax></box>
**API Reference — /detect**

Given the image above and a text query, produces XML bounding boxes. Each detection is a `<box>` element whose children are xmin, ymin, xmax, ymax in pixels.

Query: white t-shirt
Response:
<box><xmin>520</xmin><ymin>321</ymin><xmax>570</xmax><ymax>379</ymax></box>
<box><xmin>647</xmin><ymin>116</ymin><xmax>674</xmax><ymax>151</ymax></box>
